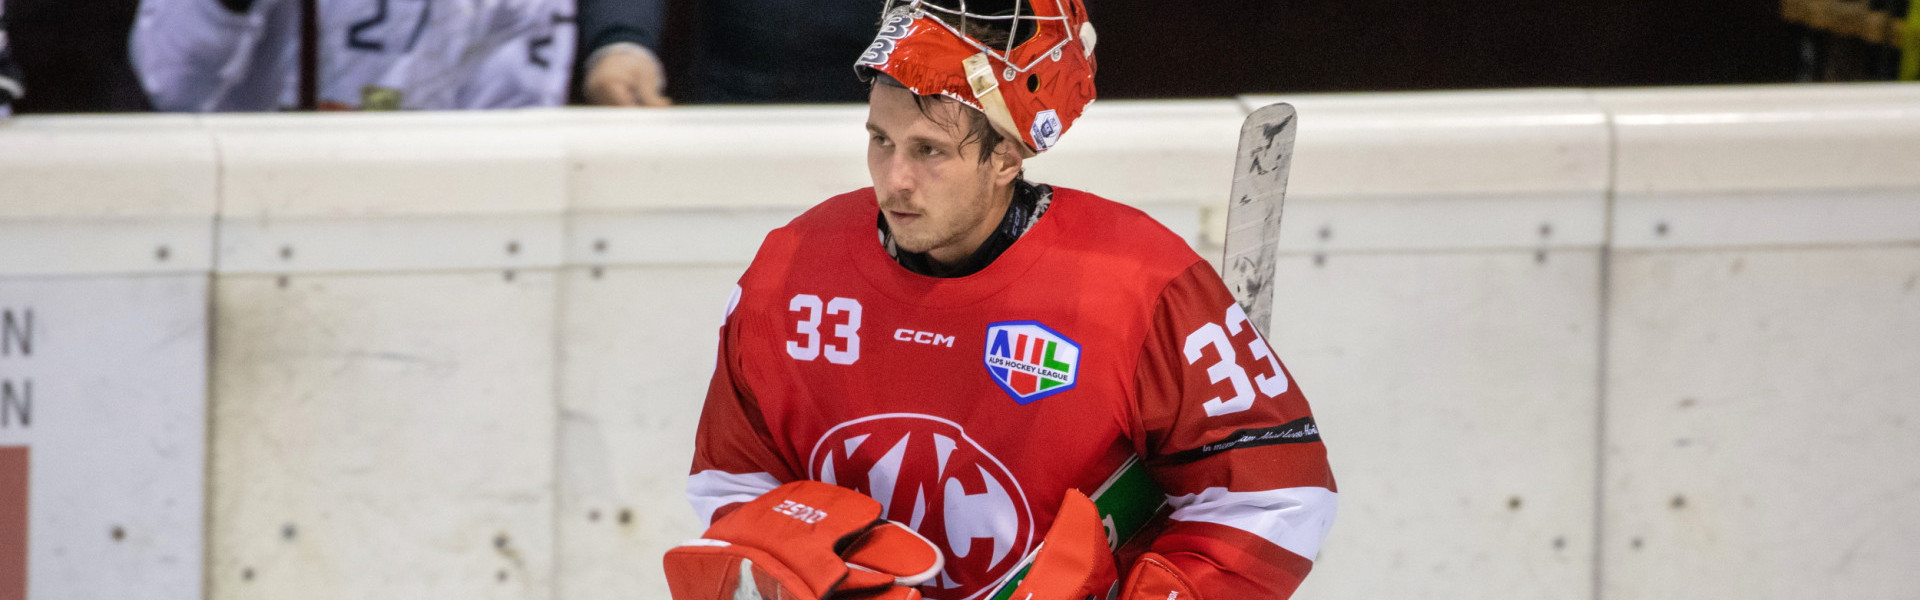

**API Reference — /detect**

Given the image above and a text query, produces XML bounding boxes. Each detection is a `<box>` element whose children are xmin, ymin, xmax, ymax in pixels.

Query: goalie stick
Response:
<box><xmin>984</xmin><ymin>103</ymin><xmax>1298</xmax><ymax>599</ymax></box>
<box><xmin>1220</xmin><ymin>102</ymin><xmax>1296</xmax><ymax>343</ymax></box>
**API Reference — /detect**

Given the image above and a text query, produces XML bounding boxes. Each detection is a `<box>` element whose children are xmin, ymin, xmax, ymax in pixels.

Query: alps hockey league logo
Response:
<box><xmin>983</xmin><ymin>321</ymin><xmax>1079</xmax><ymax>404</ymax></box>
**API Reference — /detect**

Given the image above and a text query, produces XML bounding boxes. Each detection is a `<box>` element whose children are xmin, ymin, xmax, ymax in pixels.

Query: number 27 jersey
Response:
<box><xmin>691</xmin><ymin>186</ymin><xmax>1337</xmax><ymax>599</ymax></box>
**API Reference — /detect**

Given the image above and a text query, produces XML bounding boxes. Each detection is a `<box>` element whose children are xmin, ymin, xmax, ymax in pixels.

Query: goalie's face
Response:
<box><xmin>866</xmin><ymin>84</ymin><xmax>1023</xmax><ymax>268</ymax></box>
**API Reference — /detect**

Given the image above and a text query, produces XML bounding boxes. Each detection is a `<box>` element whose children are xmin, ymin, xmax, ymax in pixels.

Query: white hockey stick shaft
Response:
<box><xmin>1221</xmin><ymin>103</ymin><xmax>1297</xmax><ymax>339</ymax></box>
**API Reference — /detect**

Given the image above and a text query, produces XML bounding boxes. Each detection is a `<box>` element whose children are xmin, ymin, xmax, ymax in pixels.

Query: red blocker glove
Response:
<box><xmin>992</xmin><ymin>491</ymin><xmax>1204</xmax><ymax>600</ymax></box>
<box><xmin>992</xmin><ymin>489</ymin><xmax>1119</xmax><ymax>600</ymax></box>
<box><xmin>664</xmin><ymin>481</ymin><xmax>944</xmax><ymax>600</ymax></box>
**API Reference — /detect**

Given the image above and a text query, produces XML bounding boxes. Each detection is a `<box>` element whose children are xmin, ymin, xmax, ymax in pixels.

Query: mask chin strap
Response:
<box><xmin>962</xmin><ymin>52</ymin><xmax>1039</xmax><ymax>158</ymax></box>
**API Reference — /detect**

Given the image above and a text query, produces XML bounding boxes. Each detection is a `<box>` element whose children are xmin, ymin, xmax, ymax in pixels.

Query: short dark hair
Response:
<box><xmin>870</xmin><ymin>75</ymin><xmax>1009</xmax><ymax>165</ymax></box>
<box><xmin>912</xmin><ymin>93</ymin><xmax>1009</xmax><ymax>165</ymax></box>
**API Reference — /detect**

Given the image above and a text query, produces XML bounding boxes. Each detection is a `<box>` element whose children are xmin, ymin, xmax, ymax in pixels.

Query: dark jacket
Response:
<box><xmin>576</xmin><ymin>0</ymin><xmax>885</xmax><ymax>104</ymax></box>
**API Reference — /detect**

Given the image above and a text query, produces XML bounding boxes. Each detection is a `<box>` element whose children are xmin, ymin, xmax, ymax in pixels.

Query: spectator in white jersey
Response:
<box><xmin>130</xmin><ymin>0</ymin><xmax>574</xmax><ymax>111</ymax></box>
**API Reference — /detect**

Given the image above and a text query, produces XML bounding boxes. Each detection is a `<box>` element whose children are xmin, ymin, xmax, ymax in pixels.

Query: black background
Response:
<box><xmin>7</xmin><ymin>0</ymin><xmax>1799</xmax><ymax>113</ymax></box>
<box><xmin>1078</xmin><ymin>0</ymin><xmax>1800</xmax><ymax>96</ymax></box>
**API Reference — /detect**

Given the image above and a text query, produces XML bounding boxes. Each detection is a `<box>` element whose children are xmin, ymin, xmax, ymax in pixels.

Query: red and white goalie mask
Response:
<box><xmin>855</xmin><ymin>0</ymin><xmax>1098</xmax><ymax>155</ymax></box>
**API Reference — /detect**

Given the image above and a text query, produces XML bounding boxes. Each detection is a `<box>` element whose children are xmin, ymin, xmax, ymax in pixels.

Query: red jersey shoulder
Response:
<box><xmin>734</xmin><ymin>188</ymin><xmax>877</xmax><ymax>292</ymax></box>
<box><xmin>785</xmin><ymin>188</ymin><xmax>879</xmax><ymax>242</ymax></box>
<box><xmin>1048</xmin><ymin>187</ymin><xmax>1201</xmax><ymax>269</ymax></box>
<box><xmin>1043</xmin><ymin>186</ymin><xmax>1206</xmax><ymax>290</ymax></box>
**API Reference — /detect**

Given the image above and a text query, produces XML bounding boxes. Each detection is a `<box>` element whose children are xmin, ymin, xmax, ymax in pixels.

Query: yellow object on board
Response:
<box><xmin>1905</xmin><ymin>0</ymin><xmax>1920</xmax><ymax>79</ymax></box>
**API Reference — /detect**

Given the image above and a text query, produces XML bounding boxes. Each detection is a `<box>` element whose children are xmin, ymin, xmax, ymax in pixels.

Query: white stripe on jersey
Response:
<box><xmin>687</xmin><ymin>470</ymin><xmax>781</xmax><ymax>528</ymax></box>
<box><xmin>1166</xmin><ymin>485</ymin><xmax>1339</xmax><ymax>560</ymax></box>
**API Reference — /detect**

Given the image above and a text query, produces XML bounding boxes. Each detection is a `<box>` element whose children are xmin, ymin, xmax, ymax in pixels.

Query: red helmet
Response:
<box><xmin>855</xmin><ymin>0</ymin><xmax>1098</xmax><ymax>156</ymax></box>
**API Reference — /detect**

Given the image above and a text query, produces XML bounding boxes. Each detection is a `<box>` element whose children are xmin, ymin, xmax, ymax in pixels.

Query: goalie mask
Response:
<box><xmin>855</xmin><ymin>0</ymin><xmax>1098</xmax><ymax>155</ymax></box>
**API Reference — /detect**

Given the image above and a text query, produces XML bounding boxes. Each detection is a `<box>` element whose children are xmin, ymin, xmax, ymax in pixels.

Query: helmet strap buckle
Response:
<box><xmin>963</xmin><ymin>53</ymin><xmax>1037</xmax><ymax>159</ymax></box>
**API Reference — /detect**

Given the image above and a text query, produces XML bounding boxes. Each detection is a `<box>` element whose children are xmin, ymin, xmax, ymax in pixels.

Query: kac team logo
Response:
<box><xmin>983</xmin><ymin>321</ymin><xmax>1080</xmax><ymax>404</ymax></box>
<box><xmin>809</xmin><ymin>414</ymin><xmax>1035</xmax><ymax>600</ymax></box>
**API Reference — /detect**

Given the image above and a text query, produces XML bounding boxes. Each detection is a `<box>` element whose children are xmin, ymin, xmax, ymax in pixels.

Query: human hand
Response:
<box><xmin>583</xmin><ymin>42</ymin><xmax>670</xmax><ymax>107</ymax></box>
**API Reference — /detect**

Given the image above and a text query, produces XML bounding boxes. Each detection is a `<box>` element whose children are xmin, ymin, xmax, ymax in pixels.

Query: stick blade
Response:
<box><xmin>1222</xmin><ymin>102</ymin><xmax>1297</xmax><ymax>339</ymax></box>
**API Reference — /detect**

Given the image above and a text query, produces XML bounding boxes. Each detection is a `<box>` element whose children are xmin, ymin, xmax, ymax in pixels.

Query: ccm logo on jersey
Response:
<box><xmin>983</xmin><ymin>321</ymin><xmax>1080</xmax><ymax>404</ymax></box>
<box><xmin>894</xmin><ymin>329</ymin><xmax>955</xmax><ymax>347</ymax></box>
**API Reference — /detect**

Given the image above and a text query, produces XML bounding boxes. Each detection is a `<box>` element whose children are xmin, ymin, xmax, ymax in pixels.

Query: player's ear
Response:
<box><xmin>990</xmin><ymin>138</ymin><xmax>1024</xmax><ymax>187</ymax></box>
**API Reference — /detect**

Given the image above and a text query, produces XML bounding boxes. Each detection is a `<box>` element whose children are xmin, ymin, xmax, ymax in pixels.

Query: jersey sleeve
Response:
<box><xmin>574</xmin><ymin>0</ymin><xmax>664</xmax><ymax>54</ymax></box>
<box><xmin>457</xmin><ymin>3</ymin><xmax>574</xmax><ymax>109</ymax></box>
<box><xmin>687</xmin><ymin>284</ymin><xmax>796</xmax><ymax>528</ymax></box>
<box><xmin>130</xmin><ymin>0</ymin><xmax>289</xmax><ymax>111</ymax></box>
<box><xmin>1132</xmin><ymin>261</ymin><xmax>1338</xmax><ymax>598</ymax></box>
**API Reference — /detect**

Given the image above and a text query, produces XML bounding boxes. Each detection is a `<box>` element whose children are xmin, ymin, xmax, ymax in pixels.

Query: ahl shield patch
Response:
<box><xmin>983</xmin><ymin>321</ymin><xmax>1079</xmax><ymax>404</ymax></box>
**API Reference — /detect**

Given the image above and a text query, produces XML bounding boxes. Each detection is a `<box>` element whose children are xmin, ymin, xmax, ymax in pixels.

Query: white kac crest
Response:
<box><xmin>809</xmin><ymin>413</ymin><xmax>1034</xmax><ymax>599</ymax></box>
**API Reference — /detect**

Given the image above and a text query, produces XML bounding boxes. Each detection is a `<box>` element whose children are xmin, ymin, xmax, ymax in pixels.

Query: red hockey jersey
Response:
<box><xmin>690</xmin><ymin>186</ymin><xmax>1337</xmax><ymax>599</ymax></box>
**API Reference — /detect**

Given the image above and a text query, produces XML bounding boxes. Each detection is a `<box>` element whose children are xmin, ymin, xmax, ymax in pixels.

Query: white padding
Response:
<box><xmin>0</xmin><ymin>115</ymin><xmax>216</xmax><ymax>276</ymax></box>
<box><xmin>567</xmin><ymin>209</ymin><xmax>804</xmax><ymax>266</ymax></box>
<box><xmin>1274</xmin><ymin>192</ymin><xmax>1604</xmax><ymax>253</ymax></box>
<box><xmin>1242</xmin><ymin>90</ymin><xmax>1610</xmax><ymax>198</ymax></box>
<box><xmin>0</xmin><ymin>115</ymin><xmax>216</xmax><ymax>219</ymax></box>
<box><xmin>1599</xmin><ymin>84</ymin><xmax>1920</xmax><ymax>249</ymax></box>
<box><xmin>218</xmin><ymin>215</ymin><xmax>563</xmax><ymax>273</ymax></box>
<box><xmin>1600</xmin><ymin>83</ymin><xmax>1920</xmax><ymax>194</ymax></box>
<box><xmin>1027</xmin><ymin>101</ymin><xmax>1246</xmax><ymax>207</ymax></box>
<box><xmin>563</xmin><ymin>106</ymin><xmax>871</xmax><ymax>211</ymax></box>
<box><xmin>1231</xmin><ymin>90</ymin><xmax>1611</xmax><ymax>253</ymax></box>
<box><xmin>0</xmin><ymin>218</ymin><xmax>213</xmax><ymax>276</ymax></box>
<box><xmin>207</xmin><ymin>111</ymin><xmax>567</xmax><ymax>218</ymax></box>
<box><xmin>203</xmin><ymin>112</ymin><xmax>568</xmax><ymax>274</ymax></box>
<box><xmin>1166</xmin><ymin>486</ymin><xmax>1339</xmax><ymax>561</ymax></box>
<box><xmin>1613</xmin><ymin>189</ymin><xmax>1920</xmax><ymax>249</ymax></box>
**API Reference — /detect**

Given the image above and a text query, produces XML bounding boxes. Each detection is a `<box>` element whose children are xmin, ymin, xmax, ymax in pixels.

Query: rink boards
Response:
<box><xmin>1</xmin><ymin>84</ymin><xmax>1918</xmax><ymax>600</ymax></box>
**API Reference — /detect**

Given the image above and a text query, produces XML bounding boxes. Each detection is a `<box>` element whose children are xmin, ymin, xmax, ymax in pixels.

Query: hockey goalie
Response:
<box><xmin>667</xmin><ymin>1</ymin><xmax>1337</xmax><ymax>598</ymax></box>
